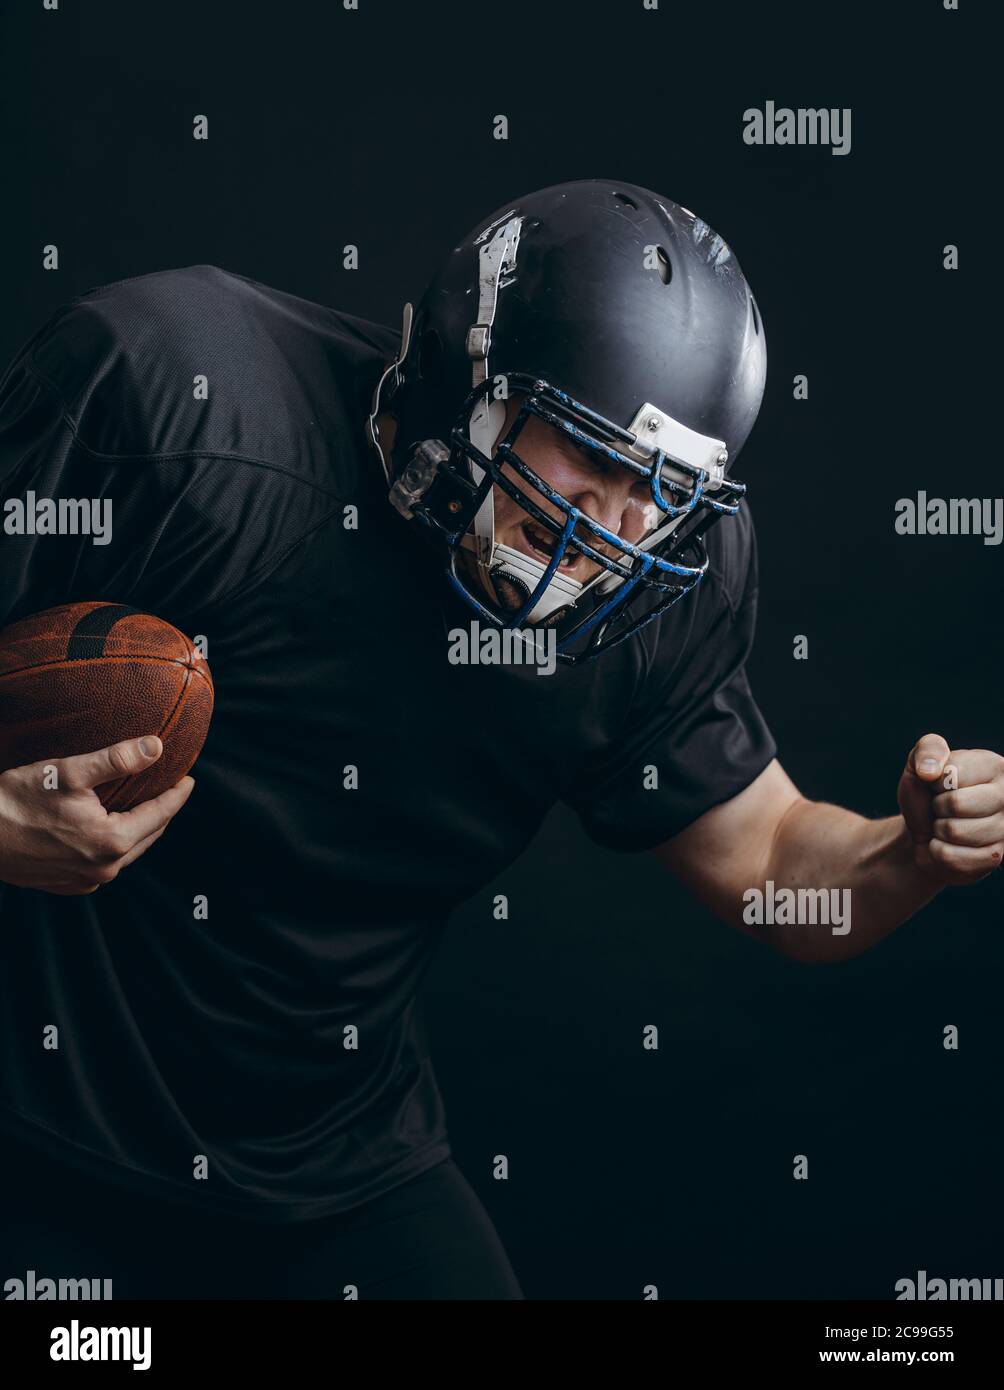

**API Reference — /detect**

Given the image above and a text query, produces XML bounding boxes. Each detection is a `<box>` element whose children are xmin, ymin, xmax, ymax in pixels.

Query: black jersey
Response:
<box><xmin>0</xmin><ymin>266</ymin><xmax>776</xmax><ymax>1221</ymax></box>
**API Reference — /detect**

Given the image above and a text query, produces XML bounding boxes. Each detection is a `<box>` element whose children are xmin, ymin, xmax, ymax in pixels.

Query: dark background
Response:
<box><xmin>1</xmin><ymin>1</ymin><xmax>997</xmax><ymax>1298</ymax></box>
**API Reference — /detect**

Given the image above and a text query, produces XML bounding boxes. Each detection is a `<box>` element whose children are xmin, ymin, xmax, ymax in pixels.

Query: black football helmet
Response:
<box><xmin>368</xmin><ymin>179</ymin><xmax>767</xmax><ymax>664</ymax></box>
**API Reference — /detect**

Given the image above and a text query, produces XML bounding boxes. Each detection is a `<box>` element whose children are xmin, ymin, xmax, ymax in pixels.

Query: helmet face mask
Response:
<box><xmin>374</xmin><ymin>181</ymin><xmax>766</xmax><ymax>666</ymax></box>
<box><xmin>393</xmin><ymin>373</ymin><xmax>746</xmax><ymax>662</ymax></box>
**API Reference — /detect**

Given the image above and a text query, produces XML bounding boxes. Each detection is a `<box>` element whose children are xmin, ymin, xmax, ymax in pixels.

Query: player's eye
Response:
<box><xmin>574</xmin><ymin>441</ymin><xmax>613</xmax><ymax>473</ymax></box>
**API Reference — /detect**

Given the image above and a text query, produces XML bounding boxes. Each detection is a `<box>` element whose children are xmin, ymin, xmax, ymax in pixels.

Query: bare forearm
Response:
<box><xmin>657</xmin><ymin>751</ymin><xmax>1000</xmax><ymax>963</ymax></box>
<box><xmin>761</xmin><ymin>799</ymin><xmax>941</xmax><ymax>963</ymax></box>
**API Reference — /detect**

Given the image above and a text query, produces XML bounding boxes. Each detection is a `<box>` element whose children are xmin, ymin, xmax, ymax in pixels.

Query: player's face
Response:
<box><xmin>490</xmin><ymin>394</ymin><xmax>659</xmax><ymax>585</ymax></box>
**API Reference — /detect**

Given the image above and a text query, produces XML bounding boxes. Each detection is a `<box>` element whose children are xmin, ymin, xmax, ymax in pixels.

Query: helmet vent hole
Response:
<box><xmin>612</xmin><ymin>191</ymin><xmax>639</xmax><ymax>210</ymax></box>
<box><xmin>655</xmin><ymin>245</ymin><xmax>673</xmax><ymax>285</ymax></box>
<box><xmin>418</xmin><ymin>328</ymin><xmax>443</xmax><ymax>381</ymax></box>
<box><xmin>750</xmin><ymin>297</ymin><xmax>761</xmax><ymax>335</ymax></box>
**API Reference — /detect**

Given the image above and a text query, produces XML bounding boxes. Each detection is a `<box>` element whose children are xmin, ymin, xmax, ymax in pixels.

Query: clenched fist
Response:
<box><xmin>899</xmin><ymin>733</ymin><xmax>1004</xmax><ymax>886</ymax></box>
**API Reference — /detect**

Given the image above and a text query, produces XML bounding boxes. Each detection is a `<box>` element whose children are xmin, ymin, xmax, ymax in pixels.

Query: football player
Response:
<box><xmin>0</xmin><ymin>181</ymin><xmax>1000</xmax><ymax>1298</ymax></box>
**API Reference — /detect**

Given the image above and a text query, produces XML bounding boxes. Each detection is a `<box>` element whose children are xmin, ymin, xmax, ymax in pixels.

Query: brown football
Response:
<box><xmin>0</xmin><ymin>601</ymin><xmax>214</xmax><ymax>810</ymax></box>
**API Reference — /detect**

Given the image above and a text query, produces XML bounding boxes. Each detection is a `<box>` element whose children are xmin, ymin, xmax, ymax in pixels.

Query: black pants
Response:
<box><xmin>0</xmin><ymin>1137</ymin><xmax>524</xmax><ymax>1300</ymax></box>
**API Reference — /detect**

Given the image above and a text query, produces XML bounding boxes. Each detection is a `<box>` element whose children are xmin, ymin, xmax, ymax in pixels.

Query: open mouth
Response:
<box><xmin>521</xmin><ymin>521</ymin><xmax>590</xmax><ymax>572</ymax></box>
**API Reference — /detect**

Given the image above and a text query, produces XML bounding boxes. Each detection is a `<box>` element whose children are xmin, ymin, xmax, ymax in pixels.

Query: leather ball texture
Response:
<box><xmin>0</xmin><ymin>601</ymin><xmax>214</xmax><ymax>810</ymax></box>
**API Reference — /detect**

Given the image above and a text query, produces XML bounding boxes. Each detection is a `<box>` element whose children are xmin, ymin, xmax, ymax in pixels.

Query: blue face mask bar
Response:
<box><xmin>390</xmin><ymin>373</ymin><xmax>746</xmax><ymax>665</ymax></box>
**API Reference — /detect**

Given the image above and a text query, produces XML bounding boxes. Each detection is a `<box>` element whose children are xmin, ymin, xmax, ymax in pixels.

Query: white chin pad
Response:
<box><xmin>491</xmin><ymin>542</ymin><xmax>583</xmax><ymax>623</ymax></box>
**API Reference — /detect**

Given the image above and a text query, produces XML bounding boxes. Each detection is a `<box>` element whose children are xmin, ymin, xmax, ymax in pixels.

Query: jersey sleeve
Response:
<box><xmin>562</xmin><ymin>504</ymin><xmax>777</xmax><ymax>851</ymax></box>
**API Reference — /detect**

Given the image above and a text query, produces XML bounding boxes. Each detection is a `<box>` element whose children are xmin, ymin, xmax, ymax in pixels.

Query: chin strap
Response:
<box><xmin>489</xmin><ymin>542</ymin><xmax>585</xmax><ymax>621</ymax></box>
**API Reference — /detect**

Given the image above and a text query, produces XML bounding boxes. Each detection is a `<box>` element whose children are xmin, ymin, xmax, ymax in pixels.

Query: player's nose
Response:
<box><xmin>572</xmin><ymin>474</ymin><xmax>635</xmax><ymax>539</ymax></box>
